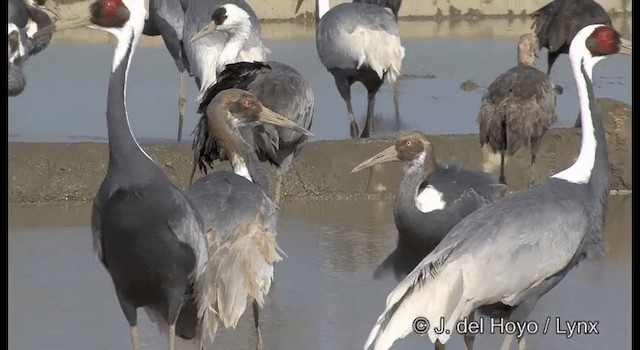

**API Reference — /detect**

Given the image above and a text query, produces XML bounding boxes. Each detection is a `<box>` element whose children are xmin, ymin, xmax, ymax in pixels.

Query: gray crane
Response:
<box><xmin>188</xmin><ymin>4</ymin><xmax>315</xmax><ymax>204</ymax></box>
<box><xmin>295</xmin><ymin>0</ymin><xmax>405</xmax><ymax>139</ymax></box>
<box><xmin>142</xmin><ymin>0</ymin><xmax>190</xmax><ymax>142</ymax></box>
<box><xmin>185</xmin><ymin>88</ymin><xmax>312</xmax><ymax>350</ymax></box>
<box><xmin>182</xmin><ymin>0</ymin><xmax>267</xmax><ymax>102</ymax></box>
<box><xmin>86</xmin><ymin>1</ymin><xmax>215</xmax><ymax>349</ymax></box>
<box><xmin>352</xmin><ymin>0</ymin><xmax>403</xmax><ymax>22</ymax></box>
<box><xmin>8</xmin><ymin>0</ymin><xmax>53</xmax><ymax>96</ymax></box>
<box><xmin>85</xmin><ymin>1</ymin><xmax>310</xmax><ymax>349</ymax></box>
<box><xmin>477</xmin><ymin>33</ymin><xmax>563</xmax><ymax>188</ymax></box>
<box><xmin>352</xmin><ymin>130</ymin><xmax>503</xmax><ymax>350</ymax></box>
<box><xmin>364</xmin><ymin>24</ymin><xmax>631</xmax><ymax>350</ymax></box>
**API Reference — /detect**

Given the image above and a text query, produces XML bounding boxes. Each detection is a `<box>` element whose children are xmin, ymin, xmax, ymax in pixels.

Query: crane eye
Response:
<box><xmin>406</xmin><ymin>140</ymin><xmax>412</xmax><ymax>146</ymax></box>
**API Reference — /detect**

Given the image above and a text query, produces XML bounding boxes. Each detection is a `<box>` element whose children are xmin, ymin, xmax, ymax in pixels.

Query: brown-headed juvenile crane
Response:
<box><xmin>352</xmin><ymin>130</ymin><xmax>503</xmax><ymax>350</ymax></box>
<box><xmin>189</xmin><ymin>3</ymin><xmax>315</xmax><ymax>204</ymax></box>
<box><xmin>477</xmin><ymin>33</ymin><xmax>563</xmax><ymax>188</ymax></box>
<box><xmin>364</xmin><ymin>24</ymin><xmax>630</xmax><ymax>350</ymax></box>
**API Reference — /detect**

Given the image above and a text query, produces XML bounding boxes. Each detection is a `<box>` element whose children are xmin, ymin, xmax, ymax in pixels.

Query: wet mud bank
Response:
<box><xmin>8</xmin><ymin>98</ymin><xmax>631</xmax><ymax>204</ymax></box>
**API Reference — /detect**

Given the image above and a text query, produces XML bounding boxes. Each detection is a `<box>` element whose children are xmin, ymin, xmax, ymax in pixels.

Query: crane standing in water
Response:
<box><xmin>364</xmin><ymin>24</ymin><xmax>630</xmax><ymax>350</ymax></box>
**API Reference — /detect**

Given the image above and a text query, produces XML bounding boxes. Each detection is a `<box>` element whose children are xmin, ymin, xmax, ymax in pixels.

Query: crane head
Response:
<box><xmin>209</xmin><ymin>89</ymin><xmax>313</xmax><ymax>137</ymax></box>
<box><xmin>571</xmin><ymin>24</ymin><xmax>631</xmax><ymax>65</ymax></box>
<box><xmin>191</xmin><ymin>4</ymin><xmax>251</xmax><ymax>43</ymax></box>
<box><xmin>352</xmin><ymin>131</ymin><xmax>433</xmax><ymax>173</ymax></box>
<box><xmin>87</xmin><ymin>0</ymin><xmax>146</xmax><ymax>36</ymax></box>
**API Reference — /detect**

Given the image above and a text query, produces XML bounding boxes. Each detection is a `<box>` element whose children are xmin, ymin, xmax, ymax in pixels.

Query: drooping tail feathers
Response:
<box><xmin>364</xmin><ymin>245</ymin><xmax>471</xmax><ymax>350</ymax></box>
<box><xmin>206</xmin><ymin>215</ymin><xmax>284</xmax><ymax>332</ymax></box>
<box><xmin>190</xmin><ymin>114</ymin><xmax>222</xmax><ymax>184</ymax></box>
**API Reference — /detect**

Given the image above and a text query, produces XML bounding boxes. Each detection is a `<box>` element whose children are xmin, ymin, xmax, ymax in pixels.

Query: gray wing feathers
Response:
<box><xmin>166</xmin><ymin>185</ymin><xmax>217</xmax><ymax>340</ymax></box>
<box><xmin>247</xmin><ymin>62</ymin><xmax>314</xmax><ymax>145</ymax></box>
<box><xmin>147</xmin><ymin>0</ymin><xmax>187</xmax><ymax>71</ymax></box>
<box><xmin>367</xmin><ymin>184</ymin><xmax>589</xmax><ymax>348</ymax></box>
<box><xmin>185</xmin><ymin>172</ymin><xmax>283</xmax><ymax>333</ymax></box>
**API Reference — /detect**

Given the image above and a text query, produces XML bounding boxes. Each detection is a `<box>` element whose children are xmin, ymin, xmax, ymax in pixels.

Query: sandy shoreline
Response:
<box><xmin>8</xmin><ymin>98</ymin><xmax>631</xmax><ymax>204</ymax></box>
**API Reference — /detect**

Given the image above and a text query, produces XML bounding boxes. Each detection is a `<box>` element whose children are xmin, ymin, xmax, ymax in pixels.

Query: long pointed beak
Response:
<box><xmin>191</xmin><ymin>23</ymin><xmax>217</xmax><ymax>43</ymax></box>
<box><xmin>619</xmin><ymin>37</ymin><xmax>632</xmax><ymax>55</ymax></box>
<box><xmin>257</xmin><ymin>107</ymin><xmax>314</xmax><ymax>137</ymax></box>
<box><xmin>295</xmin><ymin>0</ymin><xmax>304</xmax><ymax>14</ymax></box>
<box><xmin>34</xmin><ymin>16</ymin><xmax>92</xmax><ymax>36</ymax></box>
<box><xmin>351</xmin><ymin>146</ymin><xmax>399</xmax><ymax>173</ymax></box>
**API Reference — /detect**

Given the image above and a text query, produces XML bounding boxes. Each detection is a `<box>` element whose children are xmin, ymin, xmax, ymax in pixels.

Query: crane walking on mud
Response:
<box><xmin>477</xmin><ymin>33</ymin><xmax>563</xmax><ymax>188</ymax></box>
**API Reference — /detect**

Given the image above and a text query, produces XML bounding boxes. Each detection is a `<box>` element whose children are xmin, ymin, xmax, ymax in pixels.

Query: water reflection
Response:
<box><xmin>7</xmin><ymin>195</ymin><xmax>631</xmax><ymax>349</ymax></box>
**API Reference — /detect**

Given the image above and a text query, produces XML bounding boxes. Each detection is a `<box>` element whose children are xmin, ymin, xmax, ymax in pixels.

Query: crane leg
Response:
<box><xmin>252</xmin><ymin>300</ymin><xmax>264</xmax><ymax>350</ymax></box>
<box><xmin>499</xmin><ymin>151</ymin><xmax>507</xmax><ymax>186</ymax></box>
<box><xmin>574</xmin><ymin>111</ymin><xmax>582</xmax><ymax>128</ymax></box>
<box><xmin>462</xmin><ymin>310</ymin><xmax>476</xmax><ymax>350</ymax></box>
<box><xmin>434</xmin><ymin>339</ymin><xmax>445</xmax><ymax>350</ymax></box>
<box><xmin>528</xmin><ymin>153</ymin><xmax>537</xmax><ymax>188</ymax></box>
<box><xmin>362</xmin><ymin>78</ymin><xmax>383</xmax><ymax>139</ymax></box>
<box><xmin>517</xmin><ymin>335</ymin><xmax>526</xmax><ymax>350</ymax></box>
<box><xmin>130</xmin><ymin>326</ymin><xmax>142</xmax><ymax>350</ymax></box>
<box><xmin>115</xmin><ymin>291</ymin><xmax>140</xmax><ymax>350</ymax></box>
<box><xmin>333</xmin><ymin>75</ymin><xmax>358</xmax><ymax>139</ymax></box>
<box><xmin>361</xmin><ymin>90</ymin><xmax>376</xmax><ymax>138</ymax></box>
<box><xmin>177</xmin><ymin>71</ymin><xmax>187</xmax><ymax>143</ymax></box>
<box><xmin>274</xmin><ymin>154</ymin><xmax>293</xmax><ymax>205</ymax></box>
<box><xmin>168</xmin><ymin>325</ymin><xmax>177</xmax><ymax>350</ymax></box>
<box><xmin>500</xmin><ymin>333</ymin><xmax>514</xmax><ymax>350</ymax></box>
<box><xmin>393</xmin><ymin>82</ymin><xmax>401</xmax><ymax>131</ymax></box>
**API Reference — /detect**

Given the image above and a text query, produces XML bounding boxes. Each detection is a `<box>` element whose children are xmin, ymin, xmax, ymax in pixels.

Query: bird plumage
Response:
<box><xmin>182</xmin><ymin>0</ymin><xmax>267</xmax><ymax>99</ymax></box>
<box><xmin>191</xmin><ymin>61</ymin><xmax>314</xmax><ymax>202</ymax></box>
<box><xmin>530</xmin><ymin>0</ymin><xmax>612</xmax><ymax>74</ymax></box>
<box><xmin>365</xmin><ymin>24</ymin><xmax>622</xmax><ymax>350</ymax></box>
<box><xmin>352</xmin><ymin>0</ymin><xmax>403</xmax><ymax>22</ymax></box>
<box><xmin>185</xmin><ymin>171</ymin><xmax>284</xmax><ymax>334</ymax></box>
<box><xmin>8</xmin><ymin>0</ymin><xmax>53</xmax><ymax>96</ymax></box>
<box><xmin>376</xmin><ymin>163</ymin><xmax>501</xmax><ymax>280</ymax></box>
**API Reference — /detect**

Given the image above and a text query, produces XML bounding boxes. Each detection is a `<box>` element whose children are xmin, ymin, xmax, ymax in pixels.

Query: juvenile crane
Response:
<box><xmin>295</xmin><ymin>0</ymin><xmax>404</xmax><ymax>139</ymax></box>
<box><xmin>364</xmin><ymin>24</ymin><xmax>630</xmax><ymax>350</ymax></box>
<box><xmin>186</xmin><ymin>88</ymin><xmax>313</xmax><ymax>350</ymax></box>
<box><xmin>477</xmin><ymin>33</ymin><xmax>563</xmax><ymax>188</ymax></box>
<box><xmin>189</xmin><ymin>4</ymin><xmax>314</xmax><ymax>204</ymax></box>
<box><xmin>352</xmin><ymin>130</ymin><xmax>502</xmax><ymax>350</ymax></box>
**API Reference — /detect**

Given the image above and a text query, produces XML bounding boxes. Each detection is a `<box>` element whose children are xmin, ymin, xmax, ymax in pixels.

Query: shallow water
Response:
<box><xmin>8</xmin><ymin>18</ymin><xmax>632</xmax><ymax>143</ymax></box>
<box><xmin>8</xmin><ymin>195</ymin><xmax>631</xmax><ymax>350</ymax></box>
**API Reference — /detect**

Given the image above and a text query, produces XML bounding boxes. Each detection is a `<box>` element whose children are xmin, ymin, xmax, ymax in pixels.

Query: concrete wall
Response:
<box><xmin>49</xmin><ymin>0</ymin><xmax>631</xmax><ymax>23</ymax></box>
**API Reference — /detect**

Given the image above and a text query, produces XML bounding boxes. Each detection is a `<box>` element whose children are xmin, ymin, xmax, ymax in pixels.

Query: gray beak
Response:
<box><xmin>191</xmin><ymin>22</ymin><xmax>217</xmax><ymax>43</ymax></box>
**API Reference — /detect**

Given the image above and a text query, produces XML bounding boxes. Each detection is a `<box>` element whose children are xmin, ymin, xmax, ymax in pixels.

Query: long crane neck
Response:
<box><xmin>209</xmin><ymin>108</ymin><xmax>269</xmax><ymax>191</ymax></box>
<box><xmin>106</xmin><ymin>29</ymin><xmax>153</xmax><ymax>168</ymax></box>
<box><xmin>552</xmin><ymin>56</ymin><xmax>610</xmax><ymax>201</ymax></box>
<box><xmin>217</xmin><ymin>23</ymin><xmax>251</xmax><ymax>73</ymax></box>
<box><xmin>396</xmin><ymin>152</ymin><xmax>435</xmax><ymax>212</ymax></box>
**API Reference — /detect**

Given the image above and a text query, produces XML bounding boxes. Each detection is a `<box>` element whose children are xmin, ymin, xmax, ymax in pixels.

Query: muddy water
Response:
<box><xmin>8</xmin><ymin>18</ymin><xmax>632</xmax><ymax>143</ymax></box>
<box><xmin>8</xmin><ymin>195</ymin><xmax>631</xmax><ymax>350</ymax></box>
